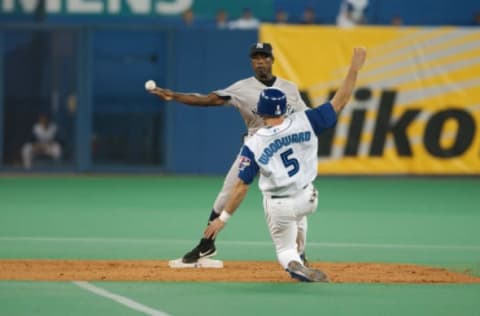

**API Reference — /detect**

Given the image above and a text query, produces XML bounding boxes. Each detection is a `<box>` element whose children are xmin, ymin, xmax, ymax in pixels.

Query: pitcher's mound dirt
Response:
<box><xmin>1</xmin><ymin>260</ymin><xmax>479</xmax><ymax>283</ymax></box>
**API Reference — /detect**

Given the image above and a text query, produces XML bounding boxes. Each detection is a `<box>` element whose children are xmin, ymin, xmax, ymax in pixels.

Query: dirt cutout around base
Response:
<box><xmin>1</xmin><ymin>260</ymin><xmax>479</xmax><ymax>283</ymax></box>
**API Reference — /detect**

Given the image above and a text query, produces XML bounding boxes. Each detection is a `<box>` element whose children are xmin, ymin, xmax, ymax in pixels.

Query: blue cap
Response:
<box><xmin>257</xmin><ymin>87</ymin><xmax>287</xmax><ymax>117</ymax></box>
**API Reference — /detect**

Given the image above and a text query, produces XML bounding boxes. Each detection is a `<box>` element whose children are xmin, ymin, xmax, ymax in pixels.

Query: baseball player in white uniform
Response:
<box><xmin>150</xmin><ymin>42</ymin><xmax>309</xmax><ymax>264</ymax></box>
<box><xmin>205</xmin><ymin>48</ymin><xmax>367</xmax><ymax>282</ymax></box>
<box><xmin>22</xmin><ymin>113</ymin><xmax>62</xmax><ymax>169</ymax></box>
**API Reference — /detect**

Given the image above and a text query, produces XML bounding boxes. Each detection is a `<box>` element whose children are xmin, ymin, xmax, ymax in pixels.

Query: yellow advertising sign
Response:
<box><xmin>260</xmin><ymin>25</ymin><xmax>480</xmax><ymax>174</ymax></box>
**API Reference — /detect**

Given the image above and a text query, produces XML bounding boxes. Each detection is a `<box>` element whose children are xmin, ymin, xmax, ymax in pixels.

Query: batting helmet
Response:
<box><xmin>257</xmin><ymin>87</ymin><xmax>287</xmax><ymax>117</ymax></box>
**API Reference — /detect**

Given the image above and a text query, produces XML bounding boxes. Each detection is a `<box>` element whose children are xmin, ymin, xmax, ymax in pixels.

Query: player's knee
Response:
<box><xmin>50</xmin><ymin>144</ymin><xmax>62</xmax><ymax>159</ymax></box>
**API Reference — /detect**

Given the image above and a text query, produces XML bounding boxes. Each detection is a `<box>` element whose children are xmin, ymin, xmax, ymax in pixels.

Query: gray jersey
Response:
<box><xmin>214</xmin><ymin>77</ymin><xmax>308</xmax><ymax>135</ymax></box>
<box><xmin>211</xmin><ymin>76</ymin><xmax>307</xmax><ymax>222</ymax></box>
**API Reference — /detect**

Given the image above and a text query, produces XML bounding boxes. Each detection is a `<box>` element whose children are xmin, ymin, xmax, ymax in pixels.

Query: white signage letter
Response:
<box><xmin>3</xmin><ymin>0</ymin><xmax>38</xmax><ymax>12</ymax></box>
<box><xmin>156</xmin><ymin>0</ymin><xmax>192</xmax><ymax>15</ymax></box>
<box><xmin>108</xmin><ymin>0</ymin><xmax>150</xmax><ymax>14</ymax></box>
<box><xmin>47</xmin><ymin>0</ymin><xmax>61</xmax><ymax>12</ymax></box>
<box><xmin>67</xmin><ymin>0</ymin><xmax>103</xmax><ymax>14</ymax></box>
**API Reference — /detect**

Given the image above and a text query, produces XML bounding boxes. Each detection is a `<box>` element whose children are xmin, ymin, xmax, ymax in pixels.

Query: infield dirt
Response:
<box><xmin>1</xmin><ymin>260</ymin><xmax>479</xmax><ymax>283</ymax></box>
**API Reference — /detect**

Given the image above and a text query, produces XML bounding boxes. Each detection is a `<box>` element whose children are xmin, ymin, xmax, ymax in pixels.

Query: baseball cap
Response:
<box><xmin>257</xmin><ymin>87</ymin><xmax>286</xmax><ymax>117</ymax></box>
<box><xmin>249</xmin><ymin>42</ymin><xmax>274</xmax><ymax>58</ymax></box>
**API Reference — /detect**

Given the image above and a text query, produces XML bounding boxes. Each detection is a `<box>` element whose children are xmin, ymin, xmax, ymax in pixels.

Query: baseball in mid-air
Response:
<box><xmin>145</xmin><ymin>80</ymin><xmax>156</xmax><ymax>91</ymax></box>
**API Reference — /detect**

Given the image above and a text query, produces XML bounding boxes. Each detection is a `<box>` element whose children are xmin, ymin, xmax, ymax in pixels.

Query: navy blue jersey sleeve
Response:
<box><xmin>238</xmin><ymin>145</ymin><xmax>259</xmax><ymax>185</ymax></box>
<box><xmin>305</xmin><ymin>102</ymin><xmax>337</xmax><ymax>134</ymax></box>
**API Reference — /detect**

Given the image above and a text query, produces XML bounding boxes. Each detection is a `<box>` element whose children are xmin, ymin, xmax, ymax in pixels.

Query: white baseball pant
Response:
<box><xmin>263</xmin><ymin>184</ymin><xmax>319</xmax><ymax>269</ymax></box>
<box><xmin>22</xmin><ymin>142</ymin><xmax>62</xmax><ymax>169</ymax></box>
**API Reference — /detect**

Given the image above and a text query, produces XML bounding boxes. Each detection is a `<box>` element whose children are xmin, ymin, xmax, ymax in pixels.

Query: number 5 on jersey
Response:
<box><xmin>280</xmin><ymin>149</ymin><xmax>299</xmax><ymax>177</ymax></box>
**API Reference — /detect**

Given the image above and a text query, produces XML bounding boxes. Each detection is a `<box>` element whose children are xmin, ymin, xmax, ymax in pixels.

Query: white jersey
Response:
<box><xmin>238</xmin><ymin>103</ymin><xmax>337</xmax><ymax>196</ymax></box>
<box><xmin>214</xmin><ymin>77</ymin><xmax>308</xmax><ymax>135</ymax></box>
<box><xmin>33</xmin><ymin>123</ymin><xmax>58</xmax><ymax>144</ymax></box>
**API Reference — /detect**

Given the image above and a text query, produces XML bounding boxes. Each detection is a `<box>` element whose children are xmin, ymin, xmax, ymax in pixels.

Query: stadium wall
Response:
<box><xmin>0</xmin><ymin>25</ymin><xmax>255</xmax><ymax>174</ymax></box>
<box><xmin>0</xmin><ymin>23</ymin><xmax>479</xmax><ymax>174</ymax></box>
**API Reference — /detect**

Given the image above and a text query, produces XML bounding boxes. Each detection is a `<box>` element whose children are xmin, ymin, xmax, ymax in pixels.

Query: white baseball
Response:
<box><xmin>145</xmin><ymin>80</ymin><xmax>156</xmax><ymax>91</ymax></box>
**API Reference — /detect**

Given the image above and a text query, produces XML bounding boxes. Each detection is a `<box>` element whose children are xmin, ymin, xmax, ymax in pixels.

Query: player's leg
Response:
<box><xmin>47</xmin><ymin>142</ymin><xmax>62</xmax><ymax>161</ymax></box>
<box><xmin>44</xmin><ymin>142</ymin><xmax>62</xmax><ymax>165</ymax></box>
<box><xmin>289</xmin><ymin>186</ymin><xmax>327</xmax><ymax>282</ymax></box>
<box><xmin>211</xmin><ymin>154</ymin><xmax>242</xmax><ymax>214</ymax></box>
<box><xmin>182</xmin><ymin>155</ymin><xmax>241</xmax><ymax>263</ymax></box>
<box><xmin>264</xmin><ymin>195</ymin><xmax>327</xmax><ymax>282</ymax></box>
<box><xmin>296</xmin><ymin>184</ymin><xmax>318</xmax><ymax>266</ymax></box>
<box><xmin>296</xmin><ymin>217</ymin><xmax>308</xmax><ymax>265</ymax></box>
<box><xmin>263</xmin><ymin>196</ymin><xmax>302</xmax><ymax>269</ymax></box>
<box><xmin>21</xmin><ymin>142</ymin><xmax>33</xmax><ymax>169</ymax></box>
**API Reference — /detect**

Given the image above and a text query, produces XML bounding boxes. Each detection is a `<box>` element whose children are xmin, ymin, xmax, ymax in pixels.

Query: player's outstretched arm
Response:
<box><xmin>149</xmin><ymin>87</ymin><xmax>226</xmax><ymax>107</ymax></box>
<box><xmin>330</xmin><ymin>47</ymin><xmax>367</xmax><ymax>113</ymax></box>
<box><xmin>204</xmin><ymin>179</ymin><xmax>250</xmax><ymax>239</ymax></box>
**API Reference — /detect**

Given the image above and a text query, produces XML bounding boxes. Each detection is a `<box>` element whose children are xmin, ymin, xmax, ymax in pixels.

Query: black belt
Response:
<box><xmin>271</xmin><ymin>195</ymin><xmax>289</xmax><ymax>199</ymax></box>
<box><xmin>271</xmin><ymin>185</ymin><xmax>309</xmax><ymax>199</ymax></box>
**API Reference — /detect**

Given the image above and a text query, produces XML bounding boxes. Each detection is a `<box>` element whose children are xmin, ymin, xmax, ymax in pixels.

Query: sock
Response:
<box><xmin>208</xmin><ymin>209</ymin><xmax>220</xmax><ymax>222</ymax></box>
<box><xmin>205</xmin><ymin>209</ymin><xmax>220</xmax><ymax>241</ymax></box>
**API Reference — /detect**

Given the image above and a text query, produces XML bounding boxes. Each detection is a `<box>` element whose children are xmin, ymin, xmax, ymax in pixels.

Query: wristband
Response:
<box><xmin>219</xmin><ymin>210</ymin><xmax>231</xmax><ymax>223</ymax></box>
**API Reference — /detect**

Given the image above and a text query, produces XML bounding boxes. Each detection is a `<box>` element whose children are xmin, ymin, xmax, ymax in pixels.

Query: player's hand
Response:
<box><xmin>204</xmin><ymin>219</ymin><xmax>226</xmax><ymax>239</ymax></box>
<box><xmin>149</xmin><ymin>87</ymin><xmax>174</xmax><ymax>101</ymax></box>
<box><xmin>350</xmin><ymin>47</ymin><xmax>367</xmax><ymax>72</ymax></box>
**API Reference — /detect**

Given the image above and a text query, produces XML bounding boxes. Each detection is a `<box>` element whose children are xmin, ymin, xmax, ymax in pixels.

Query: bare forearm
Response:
<box><xmin>223</xmin><ymin>180</ymin><xmax>249</xmax><ymax>215</ymax></box>
<box><xmin>171</xmin><ymin>92</ymin><xmax>223</xmax><ymax>106</ymax></box>
<box><xmin>330</xmin><ymin>47</ymin><xmax>367</xmax><ymax>113</ymax></box>
<box><xmin>330</xmin><ymin>67</ymin><xmax>358</xmax><ymax>113</ymax></box>
<box><xmin>150</xmin><ymin>87</ymin><xmax>225</xmax><ymax>106</ymax></box>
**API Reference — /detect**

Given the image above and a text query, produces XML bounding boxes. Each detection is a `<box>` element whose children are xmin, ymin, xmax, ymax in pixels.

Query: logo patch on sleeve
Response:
<box><xmin>238</xmin><ymin>156</ymin><xmax>251</xmax><ymax>171</ymax></box>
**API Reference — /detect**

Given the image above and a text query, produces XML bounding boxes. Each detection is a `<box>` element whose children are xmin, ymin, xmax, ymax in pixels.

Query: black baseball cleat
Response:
<box><xmin>182</xmin><ymin>238</ymin><xmax>217</xmax><ymax>263</ymax></box>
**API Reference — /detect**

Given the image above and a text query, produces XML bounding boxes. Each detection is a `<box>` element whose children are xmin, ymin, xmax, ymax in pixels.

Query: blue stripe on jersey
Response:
<box><xmin>305</xmin><ymin>102</ymin><xmax>337</xmax><ymax>134</ymax></box>
<box><xmin>238</xmin><ymin>145</ymin><xmax>259</xmax><ymax>185</ymax></box>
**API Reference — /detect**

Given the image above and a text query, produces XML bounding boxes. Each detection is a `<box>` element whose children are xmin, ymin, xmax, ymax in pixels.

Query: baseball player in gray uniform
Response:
<box><xmin>150</xmin><ymin>42</ymin><xmax>309</xmax><ymax>263</ymax></box>
<box><xmin>205</xmin><ymin>47</ymin><xmax>367</xmax><ymax>282</ymax></box>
